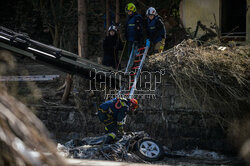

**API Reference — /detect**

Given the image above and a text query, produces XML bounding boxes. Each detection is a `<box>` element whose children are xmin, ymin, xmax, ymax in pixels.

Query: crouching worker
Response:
<box><xmin>102</xmin><ymin>25</ymin><xmax>122</xmax><ymax>69</ymax></box>
<box><xmin>98</xmin><ymin>98</ymin><xmax>139</xmax><ymax>144</ymax></box>
<box><xmin>146</xmin><ymin>7</ymin><xmax>166</xmax><ymax>53</ymax></box>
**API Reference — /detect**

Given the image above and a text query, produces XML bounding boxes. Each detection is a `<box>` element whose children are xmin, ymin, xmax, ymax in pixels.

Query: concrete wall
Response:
<box><xmin>36</xmin><ymin>98</ymin><xmax>230</xmax><ymax>152</ymax></box>
<box><xmin>247</xmin><ymin>0</ymin><xmax>250</xmax><ymax>43</ymax></box>
<box><xmin>180</xmin><ymin>0</ymin><xmax>220</xmax><ymax>38</ymax></box>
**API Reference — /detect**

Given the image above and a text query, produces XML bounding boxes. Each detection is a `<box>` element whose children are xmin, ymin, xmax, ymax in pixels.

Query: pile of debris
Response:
<box><xmin>145</xmin><ymin>39</ymin><xmax>250</xmax><ymax>114</ymax></box>
<box><xmin>57</xmin><ymin>136</ymin><xmax>233</xmax><ymax>164</ymax></box>
<box><xmin>57</xmin><ymin>134</ymin><xmax>150</xmax><ymax>163</ymax></box>
<box><xmin>57</xmin><ymin>142</ymin><xmax>145</xmax><ymax>163</ymax></box>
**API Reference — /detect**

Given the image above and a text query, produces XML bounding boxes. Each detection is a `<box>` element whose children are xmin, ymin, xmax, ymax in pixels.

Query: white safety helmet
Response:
<box><xmin>108</xmin><ymin>25</ymin><xmax>117</xmax><ymax>32</ymax></box>
<box><xmin>146</xmin><ymin>7</ymin><xmax>157</xmax><ymax>16</ymax></box>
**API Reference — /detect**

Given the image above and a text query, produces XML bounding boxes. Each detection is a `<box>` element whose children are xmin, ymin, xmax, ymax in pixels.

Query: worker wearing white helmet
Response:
<box><xmin>146</xmin><ymin>7</ymin><xmax>166</xmax><ymax>53</ymax></box>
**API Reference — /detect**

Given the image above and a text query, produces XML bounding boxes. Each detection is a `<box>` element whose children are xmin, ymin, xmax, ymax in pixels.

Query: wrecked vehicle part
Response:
<box><xmin>135</xmin><ymin>138</ymin><xmax>164</xmax><ymax>162</ymax></box>
<box><xmin>58</xmin><ymin>131</ymin><xmax>164</xmax><ymax>162</ymax></box>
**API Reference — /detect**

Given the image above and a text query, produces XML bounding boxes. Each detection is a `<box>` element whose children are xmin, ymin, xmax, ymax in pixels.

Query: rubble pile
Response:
<box><xmin>57</xmin><ymin>137</ymin><xmax>231</xmax><ymax>164</ymax></box>
<box><xmin>57</xmin><ymin>140</ymin><xmax>146</xmax><ymax>163</ymax></box>
<box><xmin>57</xmin><ymin>131</ymin><xmax>165</xmax><ymax>163</ymax></box>
<box><xmin>145</xmin><ymin>39</ymin><xmax>250</xmax><ymax>114</ymax></box>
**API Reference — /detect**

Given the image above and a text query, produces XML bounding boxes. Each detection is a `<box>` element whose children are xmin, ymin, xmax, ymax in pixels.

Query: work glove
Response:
<box><xmin>160</xmin><ymin>38</ymin><xmax>165</xmax><ymax>44</ymax></box>
<box><xmin>146</xmin><ymin>39</ymin><xmax>150</xmax><ymax>47</ymax></box>
<box><xmin>159</xmin><ymin>38</ymin><xmax>165</xmax><ymax>53</ymax></box>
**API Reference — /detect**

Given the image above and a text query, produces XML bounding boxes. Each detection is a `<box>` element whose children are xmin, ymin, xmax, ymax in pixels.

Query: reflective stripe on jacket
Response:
<box><xmin>147</xmin><ymin>16</ymin><xmax>166</xmax><ymax>44</ymax></box>
<box><xmin>126</xmin><ymin>13</ymin><xmax>143</xmax><ymax>42</ymax></box>
<box><xmin>98</xmin><ymin>98</ymin><xmax>129</xmax><ymax>124</ymax></box>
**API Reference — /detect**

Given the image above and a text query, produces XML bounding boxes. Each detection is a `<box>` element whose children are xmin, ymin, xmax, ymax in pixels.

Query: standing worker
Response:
<box><xmin>98</xmin><ymin>98</ymin><xmax>139</xmax><ymax>144</ymax></box>
<box><xmin>102</xmin><ymin>25</ymin><xmax>122</xmax><ymax>69</ymax></box>
<box><xmin>146</xmin><ymin>7</ymin><xmax>166</xmax><ymax>53</ymax></box>
<box><xmin>125</xmin><ymin>3</ymin><xmax>143</xmax><ymax>55</ymax></box>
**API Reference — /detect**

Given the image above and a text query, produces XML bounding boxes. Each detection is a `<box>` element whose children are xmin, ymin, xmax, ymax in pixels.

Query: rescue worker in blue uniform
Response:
<box><xmin>146</xmin><ymin>7</ymin><xmax>166</xmax><ymax>53</ymax></box>
<box><xmin>98</xmin><ymin>98</ymin><xmax>139</xmax><ymax>144</ymax></box>
<box><xmin>125</xmin><ymin>3</ymin><xmax>143</xmax><ymax>55</ymax></box>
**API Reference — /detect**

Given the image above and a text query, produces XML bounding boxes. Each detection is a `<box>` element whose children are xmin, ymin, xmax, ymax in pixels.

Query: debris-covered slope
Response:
<box><xmin>145</xmin><ymin>39</ymin><xmax>250</xmax><ymax>114</ymax></box>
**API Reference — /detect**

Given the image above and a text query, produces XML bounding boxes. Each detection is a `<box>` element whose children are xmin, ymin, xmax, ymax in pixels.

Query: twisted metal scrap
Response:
<box><xmin>58</xmin><ymin>141</ymin><xmax>147</xmax><ymax>163</ymax></box>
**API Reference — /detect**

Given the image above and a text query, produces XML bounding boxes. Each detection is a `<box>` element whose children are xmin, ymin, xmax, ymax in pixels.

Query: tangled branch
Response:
<box><xmin>145</xmin><ymin>39</ymin><xmax>250</xmax><ymax>121</ymax></box>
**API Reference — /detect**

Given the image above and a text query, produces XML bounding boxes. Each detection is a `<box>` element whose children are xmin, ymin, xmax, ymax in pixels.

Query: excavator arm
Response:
<box><xmin>0</xmin><ymin>26</ymin><xmax>123</xmax><ymax>88</ymax></box>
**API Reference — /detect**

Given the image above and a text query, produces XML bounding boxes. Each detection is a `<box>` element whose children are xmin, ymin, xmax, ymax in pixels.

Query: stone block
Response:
<box><xmin>168</xmin><ymin>127</ymin><xmax>180</xmax><ymax>137</ymax></box>
<box><xmin>164</xmin><ymin>85</ymin><xmax>177</xmax><ymax>96</ymax></box>
<box><xmin>174</xmin><ymin>95</ymin><xmax>188</xmax><ymax>108</ymax></box>
<box><xmin>161</xmin><ymin>97</ymin><xmax>171</xmax><ymax>109</ymax></box>
<box><xmin>180</xmin><ymin>115</ymin><xmax>194</xmax><ymax>126</ymax></box>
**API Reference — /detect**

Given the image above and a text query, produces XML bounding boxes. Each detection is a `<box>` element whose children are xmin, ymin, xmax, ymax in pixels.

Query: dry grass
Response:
<box><xmin>145</xmin><ymin>39</ymin><xmax>250</xmax><ymax>122</ymax></box>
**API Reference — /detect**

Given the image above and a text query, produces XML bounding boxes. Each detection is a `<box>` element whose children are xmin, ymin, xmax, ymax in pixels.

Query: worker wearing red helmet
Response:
<box><xmin>98</xmin><ymin>97</ymin><xmax>139</xmax><ymax>144</ymax></box>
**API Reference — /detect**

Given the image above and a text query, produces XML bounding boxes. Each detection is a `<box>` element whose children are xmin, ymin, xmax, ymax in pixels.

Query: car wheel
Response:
<box><xmin>134</xmin><ymin>137</ymin><xmax>164</xmax><ymax>161</ymax></box>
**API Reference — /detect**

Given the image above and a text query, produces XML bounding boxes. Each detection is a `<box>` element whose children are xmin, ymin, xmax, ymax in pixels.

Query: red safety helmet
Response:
<box><xmin>129</xmin><ymin>98</ymin><xmax>139</xmax><ymax>110</ymax></box>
